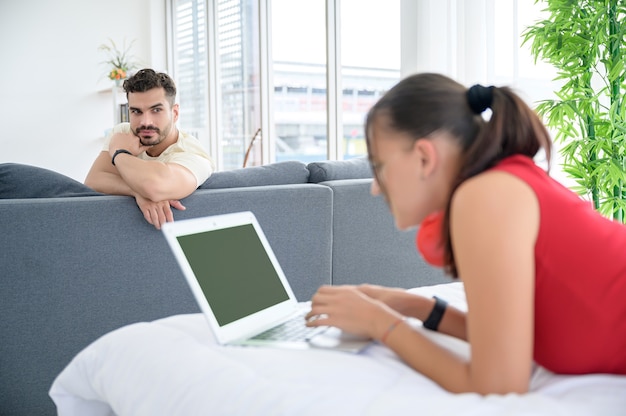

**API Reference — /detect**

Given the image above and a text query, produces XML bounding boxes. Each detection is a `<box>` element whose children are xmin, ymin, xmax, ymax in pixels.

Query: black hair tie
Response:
<box><xmin>466</xmin><ymin>84</ymin><xmax>495</xmax><ymax>115</ymax></box>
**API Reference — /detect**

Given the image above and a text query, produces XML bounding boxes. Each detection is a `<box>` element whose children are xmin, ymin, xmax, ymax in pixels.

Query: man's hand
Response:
<box><xmin>108</xmin><ymin>131</ymin><xmax>151</xmax><ymax>157</ymax></box>
<box><xmin>135</xmin><ymin>194</ymin><xmax>186</xmax><ymax>230</ymax></box>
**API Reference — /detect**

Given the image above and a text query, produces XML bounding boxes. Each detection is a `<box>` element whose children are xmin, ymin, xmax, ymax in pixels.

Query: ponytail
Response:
<box><xmin>442</xmin><ymin>84</ymin><xmax>553</xmax><ymax>276</ymax></box>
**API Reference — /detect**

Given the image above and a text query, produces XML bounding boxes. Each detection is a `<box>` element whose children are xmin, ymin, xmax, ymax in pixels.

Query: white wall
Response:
<box><xmin>0</xmin><ymin>0</ymin><xmax>167</xmax><ymax>181</ymax></box>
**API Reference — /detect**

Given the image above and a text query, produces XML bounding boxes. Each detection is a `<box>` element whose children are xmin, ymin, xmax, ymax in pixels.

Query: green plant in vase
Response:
<box><xmin>522</xmin><ymin>0</ymin><xmax>626</xmax><ymax>222</ymax></box>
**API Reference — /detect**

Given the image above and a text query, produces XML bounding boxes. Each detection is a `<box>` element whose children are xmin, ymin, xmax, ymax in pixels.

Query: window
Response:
<box><xmin>169</xmin><ymin>0</ymin><xmax>401</xmax><ymax>169</ymax></box>
<box><xmin>272</xmin><ymin>0</ymin><xmax>327</xmax><ymax>163</ymax></box>
<box><xmin>271</xmin><ymin>0</ymin><xmax>400</xmax><ymax>162</ymax></box>
<box><xmin>340</xmin><ymin>0</ymin><xmax>400</xmax><ymax>158</ymax></box>
<box><xmin>216</xmin><ymin>0</ymin><xmax>261</xmax><ymax>169</ymax></box>
<box><xmin>170</xmin><ymin>0</ymin><xmax>261</xmax><ymax>170</ymax></box>
<box><xmin>171</xmin><ymin>0</ymin><xmax>209</xmax><ymax>142</ymax></box>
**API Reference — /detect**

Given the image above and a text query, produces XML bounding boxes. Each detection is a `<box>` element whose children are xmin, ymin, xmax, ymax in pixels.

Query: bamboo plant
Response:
<box><xmin>522</xmin><ymin>0</ymin><xmax>626</xmax><ymax>222</ymax></box>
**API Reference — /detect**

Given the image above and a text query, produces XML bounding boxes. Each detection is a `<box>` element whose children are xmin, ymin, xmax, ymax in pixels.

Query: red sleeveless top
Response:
<box><xmin>490</xmin><ymin>155</ymin><xmax>626</xmax><ymax>375</ymax></box>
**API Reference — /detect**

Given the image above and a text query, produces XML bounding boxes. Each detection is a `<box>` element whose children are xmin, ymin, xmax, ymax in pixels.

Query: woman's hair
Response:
<box><xmin>365</xmin><ymin>73</ymin><xmax>552</xmax><ymax>277</ymax></box>
<box><xmin>123</xmin><ymin>68</ymin><xmax>177</xmax><ymax>107</ymax></box>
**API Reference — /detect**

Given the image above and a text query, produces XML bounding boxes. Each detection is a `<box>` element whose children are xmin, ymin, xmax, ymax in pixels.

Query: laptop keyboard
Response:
<box><xmin>252</xmin><ymin>312</ymin><xmax>328</xmax><ymax>342</ymax></box>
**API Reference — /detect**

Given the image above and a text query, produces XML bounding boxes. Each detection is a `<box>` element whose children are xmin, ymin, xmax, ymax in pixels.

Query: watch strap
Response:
<box><xmin>423</xmin><ymin>296</ymin><xmax>447</xmax><ymax>331</ymax></box>
<box><xmin>111</xmin><ymin>149</ymin><xmax>132</xmax><ymax>166</ymax></box>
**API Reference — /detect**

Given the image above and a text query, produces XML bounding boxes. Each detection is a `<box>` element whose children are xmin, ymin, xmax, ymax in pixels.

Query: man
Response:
<box><xmin>85</xmin><ymin>68</ymin><xmax>214</xmax><ymax>230</ymax></box>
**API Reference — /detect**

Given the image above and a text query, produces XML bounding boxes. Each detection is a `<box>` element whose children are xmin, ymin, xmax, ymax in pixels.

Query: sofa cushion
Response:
<box><xmin>199</xmin><ymin>161</ymin><xmax>310</xmax><ymax>189</ymax></box>
<box><xmin>0</xmin><ymin>163</ymin><xmax>102</xmax><ymax>198</ymax></box>
<box><xmin>307</xmin><ymin>157</ymin><xmax>372</xmax><ymax>183</ymax></box>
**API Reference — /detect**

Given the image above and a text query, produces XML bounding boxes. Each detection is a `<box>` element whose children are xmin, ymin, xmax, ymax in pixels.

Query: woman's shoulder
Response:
<box><xmin>451</xmin><ymin>164</ymin><xmax>539</xmax><ymax>219</ymax></box>
<box><xmin>456</xmin><ymin>165</ymin><xmax>531</xmax><ymax>197</ymax></box>
<box><xmin>449</xmin><ymin>160</ymin><xmax>541</xmax><ymax>269</ymax></box>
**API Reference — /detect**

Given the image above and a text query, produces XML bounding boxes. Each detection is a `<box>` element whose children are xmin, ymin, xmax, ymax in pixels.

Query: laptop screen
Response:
<box><xmin>176</xmin><ymin>223</ymin><xmax>290</xmax><ymax>327</ymax></box>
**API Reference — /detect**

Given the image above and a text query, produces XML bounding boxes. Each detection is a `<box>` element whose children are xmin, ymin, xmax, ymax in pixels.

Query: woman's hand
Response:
<box><xmin>356</xmin><ymin>284</ymin><xmax>418</xmax><ymax>315</ymax></box>
<box><xmin>305</xmin><ymin>285</ymin><xmax>400</xmax><ymax>339</ymax></box>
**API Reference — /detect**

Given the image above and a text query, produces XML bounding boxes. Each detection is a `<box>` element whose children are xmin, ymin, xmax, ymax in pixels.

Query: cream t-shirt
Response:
<box><xmin>103</xmin><ymin>123</ymin><xmax>214</xmax><ymax>187</ymax></box>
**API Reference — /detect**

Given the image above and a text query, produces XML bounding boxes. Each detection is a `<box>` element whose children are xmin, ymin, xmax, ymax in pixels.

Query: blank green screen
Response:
<box><xmin>176</xmin><ymin>224</ymin><xmax>290</xmax><ymax>326</ymax></box>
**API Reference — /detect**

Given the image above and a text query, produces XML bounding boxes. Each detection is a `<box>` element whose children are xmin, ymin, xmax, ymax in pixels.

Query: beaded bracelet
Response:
<box><xmin>380</xmin><ymin>317</ymin><xmax>406</xmax><ymax>343</ymax></box>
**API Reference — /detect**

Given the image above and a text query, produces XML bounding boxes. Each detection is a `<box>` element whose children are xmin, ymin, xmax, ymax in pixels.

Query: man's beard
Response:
<box><xmin>134</xmin><ymin>124</ymin><xmax>172</xmax><ymax>146</ymax></box>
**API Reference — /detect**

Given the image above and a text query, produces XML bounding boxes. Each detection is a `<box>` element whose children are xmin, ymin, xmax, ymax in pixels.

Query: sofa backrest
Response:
<box><xmin>199</xmin><ymin>160</ymin><xmax>310</xmax><ymax>189</ymax></box>
<box><xmin>323</xmin><ymin>178</ymin><xmax>450</xmax><ymax>288</ymax></box>
<box><xmin>198</xmin><ymin>157</ymin><xmax>373</xmax><ymax>189</ymax></box>
<box><xmin>307</xmin><ymin>157</ymin><xmax>372</xmax><ymax>183</ymax></box>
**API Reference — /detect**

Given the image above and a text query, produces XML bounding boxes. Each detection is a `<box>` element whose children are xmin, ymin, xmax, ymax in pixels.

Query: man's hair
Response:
<box><xmin>123</xmin><ymin>68</ymin><xmax>177</xmax><ymax>107</ymax></box>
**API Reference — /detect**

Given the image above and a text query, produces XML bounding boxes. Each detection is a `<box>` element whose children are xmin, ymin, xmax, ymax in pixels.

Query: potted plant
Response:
<box><xmin>99</xmin><ymin>38</ymin><xmax>138</xmax><ymax>84</ymax></box>
<box><xmin>522</xmin><ymin>0</ymin><xmax>626</xmax><ymax>222</ymax></box>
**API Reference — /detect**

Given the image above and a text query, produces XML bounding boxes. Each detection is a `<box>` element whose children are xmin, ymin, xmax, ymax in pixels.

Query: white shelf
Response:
<box><xmin>98</xmin><ymin>85</ymin><xmax>127</xmax><ymax>125</ymax></box>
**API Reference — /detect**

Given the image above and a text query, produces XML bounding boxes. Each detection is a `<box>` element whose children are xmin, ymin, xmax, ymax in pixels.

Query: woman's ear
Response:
<box><xmin>413</xmin><ymin>139</ymin><xmax>438</xmax><ymax>179</ymax></box>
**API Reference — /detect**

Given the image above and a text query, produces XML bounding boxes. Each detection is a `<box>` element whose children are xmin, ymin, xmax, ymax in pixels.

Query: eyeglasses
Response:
<box><xmin>369</xmin><ymin>150</ymin><xmax>403</xmax><ymax>184</ymax></box>
<box><xmin>369</xmin><ymin>145</ymin><xmax>415</xmax><ymax>195</ymax></box>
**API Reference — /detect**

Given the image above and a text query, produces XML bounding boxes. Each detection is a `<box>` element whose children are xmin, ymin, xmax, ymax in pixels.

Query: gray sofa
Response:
<box><xmin>0</xmin><ymin>158</ymin><xmax>449</xmax><ymax>416</ymax></box>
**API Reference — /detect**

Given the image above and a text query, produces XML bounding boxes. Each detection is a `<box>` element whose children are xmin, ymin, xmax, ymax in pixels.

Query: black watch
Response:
<box><xmin>111</xmin><ymin>149</ymin><xmax>132</xmax><ymax>166</ymax></box>
<box><xmin>423</xmin><ymin>296</ymin><xmax>448</xmax><ymax>331</ymax></box>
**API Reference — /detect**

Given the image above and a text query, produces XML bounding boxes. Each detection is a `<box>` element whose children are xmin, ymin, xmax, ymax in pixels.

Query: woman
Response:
<box><xmin>305</xmin><ymin>73</ymin><xmax>626</xmax><ymax>394</ymax></box>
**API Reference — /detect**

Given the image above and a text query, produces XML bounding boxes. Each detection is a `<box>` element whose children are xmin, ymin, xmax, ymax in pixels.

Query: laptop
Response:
<box><xmin>161</xmin><ymin>211</ymin><xmax>372</xmax><ymax>353</ymax></box>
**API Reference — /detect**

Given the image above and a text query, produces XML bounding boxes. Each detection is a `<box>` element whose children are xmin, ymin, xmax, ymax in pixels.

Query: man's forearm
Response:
<box><xmin>114</xmin><ymin>156</ymin><xmax>197</xmax><ymax>201</ymax></box>
<box><xmin>85</xmin><ymin>151</ymin><xmax>140</xmax><ymax>197</ymax></box>
<box><xmin>85</xmin><ymin>171</ymin><xmax>136</xmax><ymax>196</ymax></box>
<box><xmin>86</xmin><ymin>150</ymin><xmax>196</xmax><ymax>201</ymax></box>
<box><xmin>87</xmin><ymin>152</ymin><xmax>160</xmax><ymax>199</ymax></box>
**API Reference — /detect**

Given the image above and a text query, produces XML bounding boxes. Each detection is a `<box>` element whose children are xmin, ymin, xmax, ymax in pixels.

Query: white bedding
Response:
<box><xmin>49</xmin><ymin>282</ymin><xmax>626</xmax><ymax>416</ymax></box>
